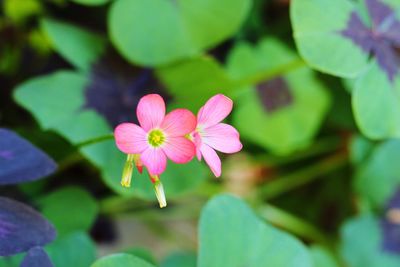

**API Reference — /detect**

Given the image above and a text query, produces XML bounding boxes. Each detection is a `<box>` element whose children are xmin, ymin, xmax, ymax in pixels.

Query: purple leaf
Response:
<box><xmin>366</xmin><ymin>0</ymin><xmax>394</xmax><ymax>28</ymax></box>
<box><xmin>256</xmin><ymin>77</ymin><xmax>294</xmax><ymax>113</ymax></box>
<box><xmin>341</xmin><ymin>13</ymin><xmax>375</xmax><ymax>53</ymax></box>
<box><xmin>84</xmin><ymin>49</ymin><xmax>169</xmax><ymax>128</ymax></box>
<box><xmin>0</xmin><ymin>129</ymin><xmax>57</xmax><ymax>185</ymax></box>
<box><xmin>20</xmin><ymin>247</ymin><xmax>54</xmax><ymax>267</ymax></box>
<box><xmin>0</xmin><ymin>197</ymin><xmax>56</xmax><ymax>256</ymax></box>
<box><xmin>340</xmin><ymin>0</ymin><xmax>400</xmax><ymax>82</ymax></box>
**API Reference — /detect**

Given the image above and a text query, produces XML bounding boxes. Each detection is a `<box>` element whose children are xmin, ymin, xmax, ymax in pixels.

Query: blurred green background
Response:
<box><xmin>1</xmin><ymin>0</ymin><xmax>400</xmax><ymax>266</ymax></box>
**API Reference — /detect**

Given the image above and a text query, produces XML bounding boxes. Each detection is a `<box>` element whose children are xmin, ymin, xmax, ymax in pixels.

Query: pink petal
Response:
<box><xmin>140</xmin><ymin>148</ymin><xmax>167</xmax><ymax>175</ymax></box>
<box><xmin>114</xmin><ymin>123</ymin><xmax>148</xmax><ymax>154</ymax></box>
<box><xmin>200</xmin><ymin>144</ymin><xmax>222</xmax><ymax>177</ymax></box>
<box><xmin>202</xmin><ymin>123</ymin><xmax>243</xmax><ymax>154</ymax></box>
<box><xmin>197</xmin><ymin>94</ymin><xmax>233</xmax><ymax>127</ymax></box>
<box><xmin>137</xmin><ymin>94</ymin><xmax>165</xmax><ymax>132</ymax></box>
<box><xmin>193</xmin><ymin>132</ymin><xmax>202</xmax><ymax>160</ymax></box>
<box><xmin>163</xmin><ymin>137</ymin><xmax>195</xmax><ymax>163</ymax></box>
<box><xmin>161</xmin><ymin>109</ymin><xmax>196</xmax><ymax>137</ymax></box>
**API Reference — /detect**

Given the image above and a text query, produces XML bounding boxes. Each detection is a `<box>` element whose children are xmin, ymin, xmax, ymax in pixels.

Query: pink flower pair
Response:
<box><xmin>114</xmin><ymin>94</ymin><xmax>242</xmax><ymax>207</ymax></box>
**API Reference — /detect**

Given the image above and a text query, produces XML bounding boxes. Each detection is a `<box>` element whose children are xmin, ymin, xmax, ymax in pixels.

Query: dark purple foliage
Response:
<box><xmin>0</xmin><ymin>197</ymin><xmax>56</xmax><ymax>256</ymax></box>
<box><xmin>381</xmin><ymin>189</ymin><xmax>400</xmax><ymax>253</ymax></box>
<box><xmin>20</xmin><ymin>247</ymin><xmax>54</xmax><ymax>267</ymax></box>
<box><xmin>0</xmin><ymin>129</ymin><xmax>57</xmax><ymax>185</ymax></box>
<box><xmin>84</xmin><ymin>50</ymin><xmax>169</xmax><ymax>128</ymax></box>
<box><xmin>256</xmin><ymin>77</ymin><xmax>293</xmax><ymax>113</ymax></box>
<box><xmin>341</xmin><ymin>0</ymin><xmax>400</xmax><ymax>82</ymax></box>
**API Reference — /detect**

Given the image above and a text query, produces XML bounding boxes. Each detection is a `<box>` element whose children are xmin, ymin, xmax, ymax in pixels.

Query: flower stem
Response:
<box><xmin>75</xmin><ymin>133</ymin><xmax>114</xmax><ymax>148</ymax></box>
<box><xmin>256</xmin><ymin>203</ymin><xmax>331</xmax><ymax>245</ymax></box>
<box><xmin>258</xmin><ymin>152</ymin><xmax>348</xmax><ymax>200</ymax></box>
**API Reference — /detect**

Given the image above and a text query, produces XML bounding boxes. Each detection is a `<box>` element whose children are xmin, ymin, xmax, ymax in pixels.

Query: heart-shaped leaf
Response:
<box><xmin>227</xmin><ymin>38</ymin><xmax>330</xmax><ymax>154</ymax></box>
<box><xmin>46</xmin><ymin>232</ymin><xmax>96</xmax><ymax>267</ymax></box>
<box><xmin>0</xmin><ymin>129</ymin><xmax>57</xmax><ymax>185</ymax></box>
<box><xmin>37</xmin><ymin>186</ymin><xmax>98</xmax><ymax>236</ymax></box>
<box><xmin>198</xmin><ymin>195</ymin><xmax>312</xmax><ymax>267</ymax></box>
<box><xmin>340</xmin><ymin>214</ymin><xmax>400</xmax><ymax>267</ymax></box>
<box><xmin>291</xmin><ymin>0</ymin><xmax>400</xmax><ymax>139</ymax></box>
<box><xmin>0</xmin><ymin>197</ymin><xmax>56</xmax><ymax>256</ymax></box>
<box><xmin>41</xmin><ymin>18</ymin><xmax>106</xmax><ymax>71</ymax></box>
<box><xmin>291</xmin><ymin>0</ymin><xmax>367</xmax><ymax>78</ymax></box>
<box><xmin>91</xmin><ymin>253</ymin><xmax>156</xmax><ymax>267</ymax></box>
<box><xmin>108</xmin><ymin>0</ymin><xmax>251</xmax><ymax>66</ymax></box>
<box><xmin>161</xmin><ymin>252</ymin><xmax>196</xmax><ymax>267</ymax></box>
<box><xmin>355</xmin><ymin>139</ymin><xmax>400</xmax><ymax>209</ymax></box>
<box><xmin>156</xmin><ymin>56</ymin><xmax>233</xmax><ymax>111</ymax></box>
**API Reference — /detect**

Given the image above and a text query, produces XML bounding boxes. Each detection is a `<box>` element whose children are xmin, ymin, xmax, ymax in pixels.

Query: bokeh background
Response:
<box><xmin>1</xmin><ymin>0</ymin><xmax>400</xmax><ymax>266</ymax></box>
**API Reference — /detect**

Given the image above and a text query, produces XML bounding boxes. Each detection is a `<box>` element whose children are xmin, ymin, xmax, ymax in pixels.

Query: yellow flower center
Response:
<box><xmin>148</xmin><ymin>129</ymin><xmax>165</xmax><ymax>147</ymax></box>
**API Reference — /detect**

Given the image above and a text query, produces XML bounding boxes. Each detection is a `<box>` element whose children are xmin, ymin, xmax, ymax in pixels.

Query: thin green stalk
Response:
<box><xmin>56</xmin><ymin>134</ymin><xmax>114</xmax><ymax>172</ymax></box>
<box><xmin>257</xmin><ymin>204</ymin><xmax>331</xmax><ymax>246</ymax></box>
<box><xmin>75</xmin><ymin>133</ymin><xmax>114</xmax><ymax>148</ymax></box>
<box><xmin>258</xmin><ymin>152</ymin><xmax>348</xmax><ymax>200</ymax></box>
<box><xmin>255</xmin><ymin>135</ymin><xmax>342</xmax><ymax>167</ymax></box>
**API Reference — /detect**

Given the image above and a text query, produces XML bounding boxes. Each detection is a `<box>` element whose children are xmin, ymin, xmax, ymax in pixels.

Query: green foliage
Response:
<box><xmin>91</xmin><ymin>254</ymin><xmax>156</xmax><ymax>267</ymax></box>
<box><xmin>108</xmin><ymin>0</ymin><xmax>252</xmax><ymax>66</ymax></box>
<box><xmin>198</xmin><ymin>195</ymin><xmax>312</xmax><ymax>267</ymax></box>
<box><xmin>291</xmin><ymin>0</ymin><xmax>366</xmax><ymax>78</ymax></box>
<box><xmin>157</xmin><ymin>56</ymin><xmax>233</xmax><ymax>111</ymax></box>
<box><xmin>291</xmin><ymin>0</ymin><xmax>400</xmax><ymax>139</ymax></box>
<box><xmin>37</xmin><ymin>186</ymin><xmax>99</xmax><ymax>236</ymax></box>
<box><xmin>310</xmin><ymin>246</ymin><xmax>340</xmax><ymax>267</ymax></box>
<box><xmin>340</xmin><ymin>215</ymin><xmax>400</xmax><ymax>267</ymax></box>
<box><xmin>161</xmin><ymin>252</ymin><xmax>196</xmax><ymax>267</ymax></box>
<box><xmin>41</xmin><ymin>19</ymin><xmax>106</xmax><ymax>71</ymax></box>
<box><xmin>4</xmin><ymin>0</ymin><xmax>400</xmax><ymax>266</ymax></box>
<box><xmin>227</xmin><ymin>38</ymin><xmax>330</xmax><ymax>154</ymax></box>
<box><xmin>355</xmin><ymin>139</ymin><xmax>400</xmax><ymax>209</ymax></box>
<box><xmin>69</xmin><ymin>0</ymin><xmax>110</xmax><ymax>5</ymax></box>
<box><xmin>46</xmin><ymin>232</ymin><xmax>96</xmax><ymax>267</ymax></box>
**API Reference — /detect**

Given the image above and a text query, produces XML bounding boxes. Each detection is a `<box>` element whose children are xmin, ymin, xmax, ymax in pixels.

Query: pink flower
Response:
<box><xmin>114</xmin><ymin>94</ymin><xmax>196</xmax><ymax>207</ymax></box>
<box><xmin>192</xmin><ymin>94</ymin><xmax>243</xmax><ymax>177</ymax></box>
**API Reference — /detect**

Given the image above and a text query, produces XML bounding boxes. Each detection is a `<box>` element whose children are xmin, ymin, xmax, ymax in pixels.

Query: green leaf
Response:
<box><xmin>161</xmin><ymin>252</ymin><xmax>196</xmax><ymax>267</ymax></box>
<box><xmin>108</xmin><ymin>0</ymin><xmax>251</xmax><ymax>66</ymax></box>
<box><xmin>13</xmin><ymin>71</ymin><xmax>111</xmax><ymax>144</ymax></box>
<box><xmin>123</xmin><ymin>247</ymin><xmax>157</xmax><ymax>265</ymax></box>
<box><xmin>349</xmin><ymin>135</ymin><xmax>375</xmax><ymax>166</ymax></box>
<box><xmin>227</xmin><ymin>39</ymin><xmax>330</xmax><ymax>154</ymax></box>
<box><xmin>340</xmin><ymin>215</ymin><xmax>400</xmax><ymax>267</ymax></box>
<box><xmin>352</xmin><ymin>62</ymin><xmax>400</xmax><ymax>139</ymax></box>
<box><xmin>41</xmin><ymin>19</ymin><xmax>106</xmax><ymax>71</ymax></box>
<box><xmin>69</xmin><ymin>0</ymin><xmax>110</xmax><ymax>5</ymax></box>
<box><xmin>37</xmin><ymin>186</ymin><xmax>98</xmax><ymax>236</ymax></box>
<box><xmin>156</xmin><ymin>56</ymin><xmax>233</xmax><ymax>111</ymax></box>
<box><xmin>355</xmin><ymin>139</ymin><xmax>400</xmax><ymax>209</ymax></box>
<box><xmin>198</xmin><ymin>194</ymin><xmax>312</xmax><ymax>267</ymax></box>
<box><xmin>310</xmin><ymin>246</ymin><xmax>340</xmax><ymax>267</ymax></box>
<box><xmin>46</xmin><ymin>232</ymin><xmax>96</xmax><ymax>267</ymax></box>
<box><xmin>91</xmin><ymin>253</ymin><xmax>156</xmax><ymax>267</ymax></box>
<box><xmin>4</xmin><ymin>0</ymin><xmax>42</xmax><ymax>24</ymax></box>
<box><xmin>291</xmin><ymin>0</ymin><xmax>368</xmax><ymax>78</ymax></box>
